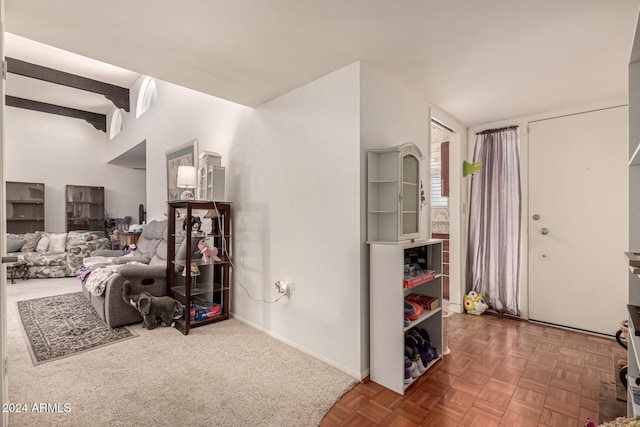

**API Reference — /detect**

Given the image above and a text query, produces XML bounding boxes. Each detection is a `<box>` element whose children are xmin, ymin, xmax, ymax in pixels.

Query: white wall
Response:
<box><xmin>106</xmin><ymin>62</ymin><xmax>458</xmax><ymax>378</ymax></box>
<box><xmin>5</xmin><ymin>108</ymin><xmax>145</xmax><ymax>231</ymax></box>
<box><xmin>630</xmin><ymin>62</ymin><xmax>640</xmax><ymax>253</ymax></box>
<box><xmin>228</xmin><ymin>63</ymin><xmax>363</xmax><ymax>377</ymax></box>
<box><xmin>359</xmin><ymin>63</ymin><xmax>431</xmax><ymax>374</ymax></box>
<box><xmin>108</xmin><ymin>64</ymin><xmax>365</xmax><ymax>377</ymax></box>
<box><xmin>360</xmin><ymin>63</ymin><xmax>431</xmax><ymax>242</ymax></box>
<box><xmin>108</xmin><ymin>78</ymin><xmax>251</xmax><ymax>221</ymax></box>
<box><xmin>630</xmin><ymin>60</ymin><xmax>640</xmax><ymax>305</ymax></box>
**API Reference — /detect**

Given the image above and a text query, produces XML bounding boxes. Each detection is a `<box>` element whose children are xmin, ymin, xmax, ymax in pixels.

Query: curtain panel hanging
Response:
<box><xmin>466</xmin><ymin>127</ymin><xmax>521</xmax><ymax>315</ymax></box>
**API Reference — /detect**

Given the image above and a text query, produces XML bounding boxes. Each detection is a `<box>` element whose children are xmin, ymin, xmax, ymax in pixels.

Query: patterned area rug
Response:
<box><xmin>17</xmin><ymin>292</ymin><xmax>137</xmax><ymax>365</ymax></box>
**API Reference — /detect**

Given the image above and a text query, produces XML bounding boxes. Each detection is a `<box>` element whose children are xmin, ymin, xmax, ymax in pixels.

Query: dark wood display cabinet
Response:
<box><xmin>6</xmin><ymin>181</ymin><xmax>45</xmax><ymax>233</ymax></box>
<box><xmin>167</xmin><ymin>200</ymin><xmax>232</xmax><ymax>335</ymax></box>
<box><xmin>65</xmin><ymin>185</ymin><xmax>105</xmax><ymax>232</ymax></box>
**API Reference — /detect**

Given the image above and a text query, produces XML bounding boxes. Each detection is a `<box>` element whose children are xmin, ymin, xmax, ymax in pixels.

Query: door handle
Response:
<box><xmin>539</xmin><ymin>228</ymin><xmax>549</xmax><ymax>235</ymax></box>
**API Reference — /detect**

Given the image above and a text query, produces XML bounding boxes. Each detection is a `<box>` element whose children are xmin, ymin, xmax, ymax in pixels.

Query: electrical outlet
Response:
<box><xmin>274</xmin><ymin>281</ymin><xmax>290</xmax><ymax>297</ymax></box>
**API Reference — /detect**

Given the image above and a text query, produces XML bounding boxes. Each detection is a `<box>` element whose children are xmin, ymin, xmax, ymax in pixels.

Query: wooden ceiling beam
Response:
<box><xmin>6</xmin><ymin>95</ymin><xmax>107</xmax><ymax>132</ymax></box>
<box><xmin>6</xmin><ymin>57</ymin><xmax>130</xmax><ymax>112</ymax></box>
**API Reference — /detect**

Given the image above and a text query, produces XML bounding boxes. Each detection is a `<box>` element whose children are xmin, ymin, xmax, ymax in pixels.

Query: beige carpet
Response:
<box><xmin>7</xmin><ymin>278</ymin><xmax>357</xmax><ymax>427</ymax></box>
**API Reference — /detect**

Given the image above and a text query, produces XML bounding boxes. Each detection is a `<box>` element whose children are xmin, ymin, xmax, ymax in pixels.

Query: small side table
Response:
<box><xmin>119</xmin><ymin>233</ymin><xmax>141</xmax><ymax>248</ymax></box>
<box><xmin>7</xmin><ymin>261</ymin><xmax>29</xmax><ymax>284</ymax></box>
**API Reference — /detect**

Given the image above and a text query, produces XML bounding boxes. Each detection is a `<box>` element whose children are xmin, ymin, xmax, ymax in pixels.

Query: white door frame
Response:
<box><xmin>430</xmin><ymin>107</ymin><xmax>467</xmax><ymax>313</ymax></box>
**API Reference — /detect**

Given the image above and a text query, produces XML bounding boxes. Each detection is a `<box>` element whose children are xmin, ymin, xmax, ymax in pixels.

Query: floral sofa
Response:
<box><xmin>6</xmin><ymin>230</ymin><xmax>109</xmax><ymax>279</ymax></box>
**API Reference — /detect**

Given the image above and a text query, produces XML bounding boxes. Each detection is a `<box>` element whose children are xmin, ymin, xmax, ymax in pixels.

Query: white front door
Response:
<box><xmin>528</xmin><ymin>106</ymin><xmax>628</xmax><ymax>335</ymax></box>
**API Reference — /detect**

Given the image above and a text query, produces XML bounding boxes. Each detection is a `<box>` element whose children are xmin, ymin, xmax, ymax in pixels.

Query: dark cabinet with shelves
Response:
<box><xmin>167</xmin><ymin>200</ymin><xmax>232</xmax><ymax>335</ymax></box>
<box><xmin>65</xmin><ymin>185</ymin><xmax>105</xmax><ymax>232</ymax></box>
<box><xmin>6</xmin><ymin>181</ymin><xmax>45</xmax><ymax>233</ymax></box>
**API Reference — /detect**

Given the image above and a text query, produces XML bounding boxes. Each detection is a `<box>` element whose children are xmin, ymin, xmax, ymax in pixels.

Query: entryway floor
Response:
<box><xmin>322</xmin><ymin>312</ymin><xmax>626</xmax><ymax>426</ymax></box>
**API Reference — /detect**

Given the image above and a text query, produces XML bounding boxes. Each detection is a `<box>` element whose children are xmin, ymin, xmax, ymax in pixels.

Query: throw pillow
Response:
<box><xmin>21</xmin><ymin>232</ymin><xmax>41</xmax><ymax>252</ymax></box>
<box><xmin>48</xmin><ymin>233</ymin><xmax>68</xmax><ymax>253</ymax></box>
<box><xmin>65</xmin><ymin>231</ymin><xmax>92</xmax><ymax>250</ymax></box>
<box><xmin>36</xmin><ymin>234</ymin><xmax>51</xmax><ymax>253</ymax></box>
<box><xmin>6</xmin><ymin>234</ymin><xmax>25</xmax><ymax>253</ymax></box>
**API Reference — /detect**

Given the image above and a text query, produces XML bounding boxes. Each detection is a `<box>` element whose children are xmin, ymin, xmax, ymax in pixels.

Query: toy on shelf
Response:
<box><xmin>404</xmin><ymin>300</ymin><xmax>422</xmax><ymax>321</ymax></box>
<box><xmin>183</xmin><ymin>215</ymin><xmax>202</xmax><ymax>233</ymax></box>
<box><xmin>464</xmin><ymin>291</ymin><xmax>488</xmax><ymax>315</ymax></box>
<box><xmin>182</xmin><ymin>262</ymin><xmax>201</xmax><ymax>277</ymax></box>
<box><xmin>197</xmin><ymin>239</ymin><xmax>221</xmax><ymax>263</ymax></box>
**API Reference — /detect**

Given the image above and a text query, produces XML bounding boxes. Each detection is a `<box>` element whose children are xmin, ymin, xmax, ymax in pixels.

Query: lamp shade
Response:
<box><xmin>204</xmin><ymin>209</ymin><xmax>220</xmax><ymax>218</ymax></box>
<box><xmin>177</xmin><ymin>165</ymin><xmax>197</xmax><ymax>189</ymax></box>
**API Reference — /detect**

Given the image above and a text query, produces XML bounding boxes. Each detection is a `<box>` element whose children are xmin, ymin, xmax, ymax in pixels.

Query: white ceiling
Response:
<box><xmin>5</xmin><ymin>0</ymin><xmax>640</xmax><ymax>126</ymax></box>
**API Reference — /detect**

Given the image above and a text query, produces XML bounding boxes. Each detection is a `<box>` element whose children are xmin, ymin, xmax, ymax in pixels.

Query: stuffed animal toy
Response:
<box><xmin>183</xmin><ymin>215</ymin><xmax>202</xmax><ymax>232</ymax></box>
<box><xmin>122</xmin><ymin>281</ymin><xmax>182</xmax><ymax>329</ymax></box>
<box><xmin>464</xmin><ymin>291</ymin><xmax>488</xmax><ymax>315</ymax></box>
<box><xmin>197</xmin><ymin>240</ymin><xmax>221</xmax><ymax>263</ymax></box>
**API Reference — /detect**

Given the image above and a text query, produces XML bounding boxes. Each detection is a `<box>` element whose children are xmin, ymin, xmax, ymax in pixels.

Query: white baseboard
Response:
<box><xmin>231</xmin><ymin>312</ymin><xmax>363</xmax><ymax>381</ymax></box>
<box><xmin>447</xmin><ymin>302</ymin><xmax>464</xmax><ymax>313</ymax></box>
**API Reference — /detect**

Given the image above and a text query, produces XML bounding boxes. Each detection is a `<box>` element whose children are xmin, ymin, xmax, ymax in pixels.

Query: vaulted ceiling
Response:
<box><xmin>5</xmin><ymin>33</ymin><xmax>141</xmax><ymax>131</ymax></box>
<box><xmin>5</xmin><ymin>0</ymin><xmax>640</xmax><ymax>126</ymax></box>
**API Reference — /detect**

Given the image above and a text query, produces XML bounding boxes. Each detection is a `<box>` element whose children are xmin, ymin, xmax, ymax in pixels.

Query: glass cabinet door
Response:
<box><xmin>401</xmin><ymin>154</ymin><xmax>420</xmax><ymax>235</ymax></box>
<box><xmin>167</xmin><ymin>201</ymin><xmax>232</xmax><ymax>335</ymax></box>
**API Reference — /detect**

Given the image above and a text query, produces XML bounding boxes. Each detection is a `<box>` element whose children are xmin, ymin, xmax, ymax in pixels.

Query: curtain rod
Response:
<box><xmin>476</xmin><ymin>125</ymin><xmax>518</xmax><ymax>135</ymax></box>
<box><xmin>431</xmin><ymin>118</ymin><xmax>454</xmax><ymax>133</ymax></box>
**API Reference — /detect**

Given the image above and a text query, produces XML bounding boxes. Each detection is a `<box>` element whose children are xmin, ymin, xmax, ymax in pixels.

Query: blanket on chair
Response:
<box><xmin>82</xmin><ymin>260</ymin><xmax>145</xmax><ymax>296</ymax></box>
<box><xmin>84</xmin><ymin>264</ymin><xmax>121</xmax><ymax>296</ymax></box>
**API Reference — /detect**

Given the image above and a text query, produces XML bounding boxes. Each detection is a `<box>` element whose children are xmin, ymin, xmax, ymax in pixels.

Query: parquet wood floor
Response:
<box><xmin>321</xmin><ymin>312</ymin><xmax>627</xmax><ymax>427</ymax></box>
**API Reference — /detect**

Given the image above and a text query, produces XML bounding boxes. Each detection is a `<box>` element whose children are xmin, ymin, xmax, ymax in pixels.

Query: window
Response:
<box><xmin>108</xmin><ymin>108</ymin><xmax>123</xmax><ymax>140</ymax></box>
<box><xmin>430</xmin><ymin>120</ymin><xmax>451</xmax><ymax>208</ymax></box>
<box><xmin>430</xmin><ymin>148</ymin><xmax>448</xmax><ymax>208</ymax></box>
<box><xmin>136</xmin><ymin>76</ymin><xmax>158</xmax><ymax>118</ymax></box>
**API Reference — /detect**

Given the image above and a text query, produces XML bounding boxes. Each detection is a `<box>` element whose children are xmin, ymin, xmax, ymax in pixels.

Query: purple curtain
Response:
<box><xmin>466</xmin><ymin>127</ymin><xmax>521</xmax><ymax>315</ymax></box>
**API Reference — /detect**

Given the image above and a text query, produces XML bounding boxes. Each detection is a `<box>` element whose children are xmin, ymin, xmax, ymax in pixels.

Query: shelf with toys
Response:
<box><xmin>403</xmin><ymin>271</ymin><xmax>439</xmax><ymax>289</ymax></box>
<box><xmin>370</xmin><ymin>239</ymin><xmax>443</xmax><ymax>394</ymax></box>
<box><xmin>167</xmin><ymin>200</ymin><xmax>232</xmax><ymax>335</ymax></box>
<box><xmin>403</xmin><ymin>305</ymin><xmax>442</xmax><ymax>332</ymax></box>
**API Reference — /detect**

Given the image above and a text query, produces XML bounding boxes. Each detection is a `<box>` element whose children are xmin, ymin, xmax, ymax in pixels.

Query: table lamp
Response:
<box><xmin>177</xmin><ymin>166</ymin><xmax>197</xmax><ymax>200</ymax></box>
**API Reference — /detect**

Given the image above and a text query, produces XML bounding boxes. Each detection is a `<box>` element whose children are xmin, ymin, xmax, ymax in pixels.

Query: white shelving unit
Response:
<box><xmin>628</xmin><ymin>307</ymin><xmax>640</xmax><ymax>418</ymax></box>
<box><xmin>628</xmin><ymin>14</ymin><xmax>640</xmax><ymax>417</ymax></box>
<box><xmin>630</xmin><ymin>142</ymin><xmax>640</xmax><ymax>166</ymax></box>
<box><xmin>367</xmin><ymin>143</ymin><xmax>424</xmax><ymax>243</ymax></box>
<box><xmin>370</xmin><ymin>239</ymin><xmax>443</xmax><ymax>394</ymax></box>
<box><xmin>197</xmin><ymin>151</ymin><xmax>225</xmax><ymax>201</ymax></box>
